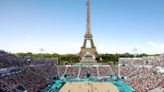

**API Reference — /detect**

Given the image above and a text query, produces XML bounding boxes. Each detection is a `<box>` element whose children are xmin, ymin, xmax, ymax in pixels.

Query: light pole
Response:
<box><xmin>39</xmin><ymin>48</ymin><xmax>44</xmax><ymax>58</ymax></box>
<box><xmin>118</xmin><ymin>62</ymin><xmax>121</xmax><ymax>77</ymax></box>
<box><xmin>132</xmin><ymin>47</ymin><xmax>138</xmax><ymax>58</ymax></box>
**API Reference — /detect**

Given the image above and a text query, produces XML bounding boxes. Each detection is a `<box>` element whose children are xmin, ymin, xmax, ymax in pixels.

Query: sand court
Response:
<box><xmin>59</xmin><ymin>82</ymin><xmax>119</xmax><ymax>92</ymax></box>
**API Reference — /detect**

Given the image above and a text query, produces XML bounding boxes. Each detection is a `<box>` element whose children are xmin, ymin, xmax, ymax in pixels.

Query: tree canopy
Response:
<box><xmin>16</xmin><ymin>52</ymin><xmax>159</xmax><ymax>64</ymax></box>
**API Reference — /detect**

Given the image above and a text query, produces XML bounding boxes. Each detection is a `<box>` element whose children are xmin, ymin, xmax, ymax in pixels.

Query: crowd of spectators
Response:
<box><xmin>0</xmin><ymin>50</ymin><xmax>58</xmax><ymax>92</ymax></box>
<box><xmin>0</xmin><ymin>50</ymin><xmax>58</xmax><ymax>68</ymax></box>
<box><xmin>0</xmin><ymin>67</ymin><xmax>56</xmax><ymax>92</ymax></box>
<box><xmin>66</xmin><ymin>67</ymin><xmax>78</xmax><ymax>77</ymax></box>
<box><xmin>119</xmin><ymin>55</ymin><xmax>163</xmax><ymax>67</ymax></box>
<box><xmin>0</xmin><ymin>50</ymin><xmax>23</xmax><ymax>68</ymax></box>
<box><xmin>0</xmin><ymin>50</ymin><xmax>164</xmax><ymax>92</ymax></box>
<box><xmin>57</xmin><ymin>65</ymin><xmax>116</xmax><ymax>80</ymax></box>
<box><xmin>119</xmin><ymin>55</ymin><xmax>164</xmax><ymax>92</ymax></box>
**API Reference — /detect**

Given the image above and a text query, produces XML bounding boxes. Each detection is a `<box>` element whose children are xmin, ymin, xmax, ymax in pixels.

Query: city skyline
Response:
<box><xmin>0</xmin><ymin>0</ymin><xmax>164</xmax><ymax>54</ymax></box>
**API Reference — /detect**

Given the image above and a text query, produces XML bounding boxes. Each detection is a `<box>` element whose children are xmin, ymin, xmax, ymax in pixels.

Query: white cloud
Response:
<box><xmin>129</xmin><ymin>41</ymin><xmax>164</xmax><ymax>54</ymax></box>
<box><xmin>26</xmin><ymin>35</ymin><xmax>32</xmax><ymax>39</ymax></box>
<box><xmin>96</xmin><ymin>41</ymin><xmax>164</xmax><ymax>54</ymax></box>
<box><xmin>1</xmin><ymin>39</ymin><xmax>164</xmax><ymax>54</ymax></box>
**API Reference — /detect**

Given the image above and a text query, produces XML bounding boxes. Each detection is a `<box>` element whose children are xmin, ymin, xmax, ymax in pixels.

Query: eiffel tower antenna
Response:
<box><xmin>79</xmin><ymin>0</ymin><xmax>99</xmax><ymax>62</ymax></box>
<box><xmin>86</xmin><ymin>0</ymin><xmax>91</xmax><ymax>35</ymax></box>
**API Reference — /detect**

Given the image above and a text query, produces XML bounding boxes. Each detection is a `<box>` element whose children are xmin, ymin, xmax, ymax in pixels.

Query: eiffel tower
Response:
<box><xmin>79</xmin><ymin>0</ymin><xmax>99</xmax><ymax>62</ymax></box>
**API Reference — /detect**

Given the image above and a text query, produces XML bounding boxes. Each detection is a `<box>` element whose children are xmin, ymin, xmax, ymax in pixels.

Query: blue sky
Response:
<box><xmin>0</xmin><ymin>0</ymin><xmax>164</xmax><ymax>54</ymax></box>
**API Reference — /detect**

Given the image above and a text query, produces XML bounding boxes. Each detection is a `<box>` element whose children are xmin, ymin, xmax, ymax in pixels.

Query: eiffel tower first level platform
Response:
<box><xmin>79</xmin><ymin>0</ymin><xmax>99</xmax><ymax>62</ymax></box>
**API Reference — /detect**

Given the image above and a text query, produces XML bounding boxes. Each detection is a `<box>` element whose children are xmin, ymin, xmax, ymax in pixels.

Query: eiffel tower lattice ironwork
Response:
<box><xmin>79</xmin><ymin>0</ymin><xmax>99</xmax><ymax>61</ymax></box>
